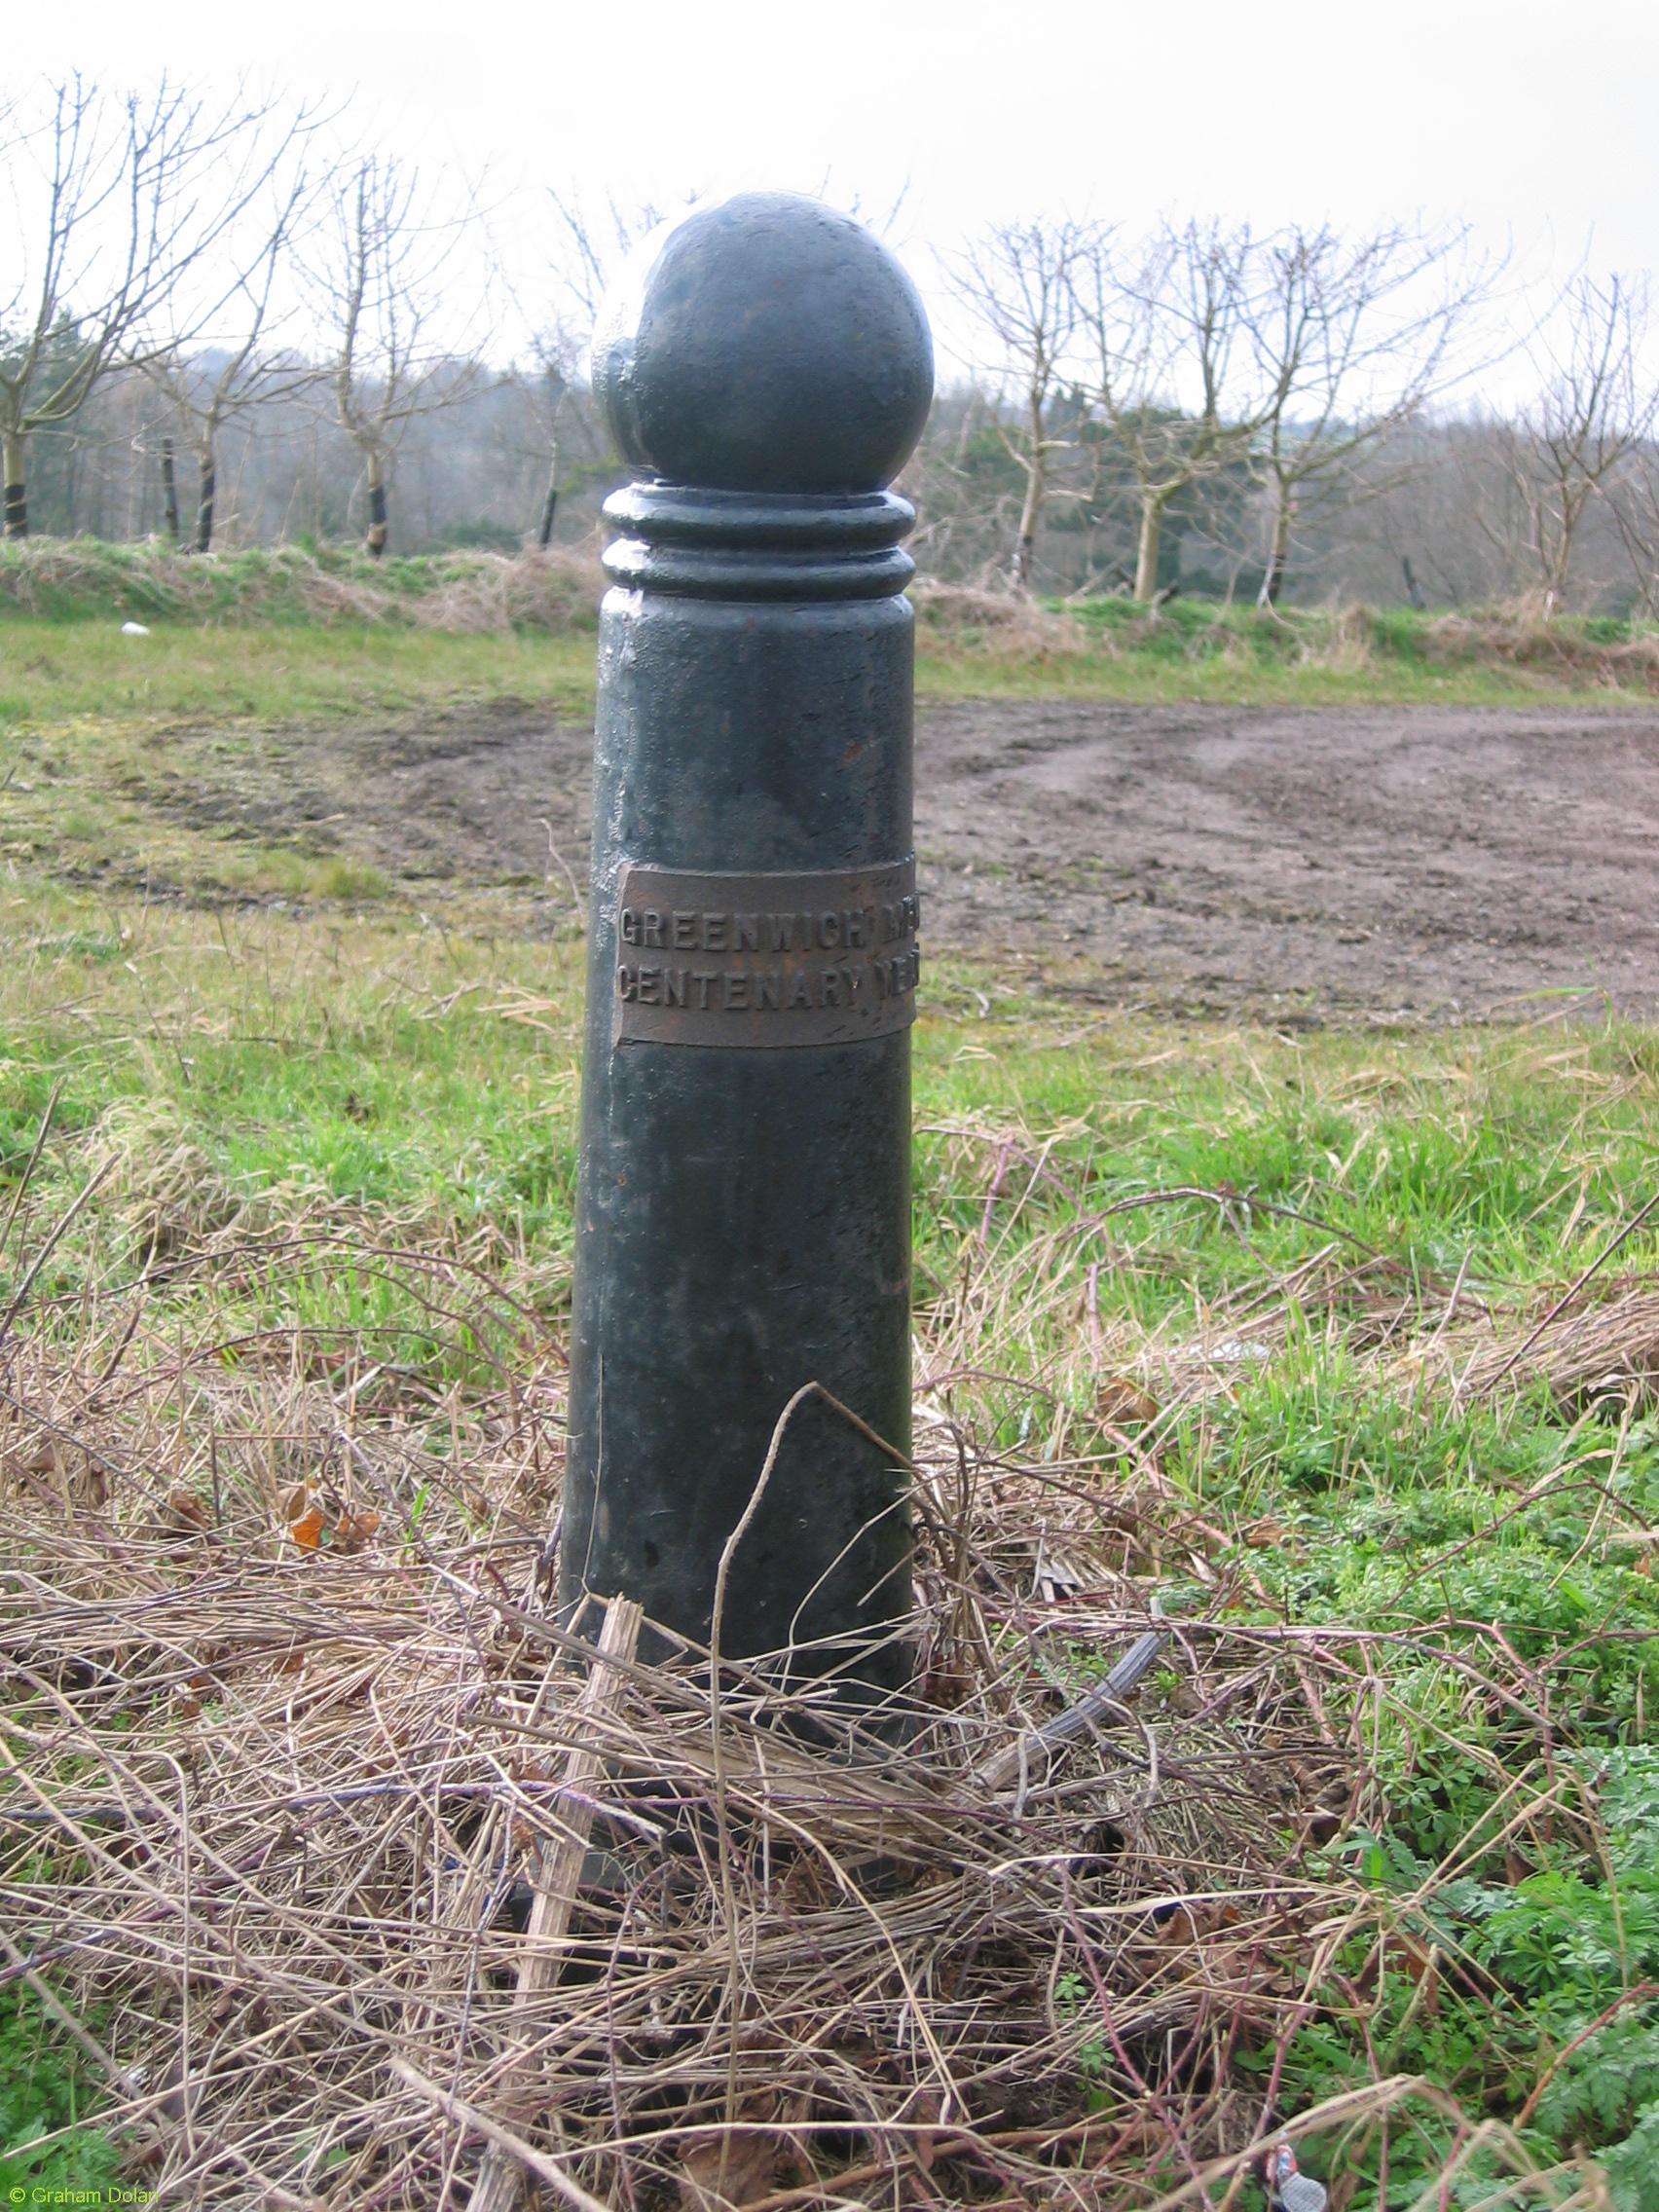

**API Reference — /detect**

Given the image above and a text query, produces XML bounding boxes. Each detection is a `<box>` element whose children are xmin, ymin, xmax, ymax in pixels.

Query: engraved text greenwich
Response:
<box><xmin>614</xmin><ymin>858</ymin><xmax>921</xmax><ymax>1048</ymax></box>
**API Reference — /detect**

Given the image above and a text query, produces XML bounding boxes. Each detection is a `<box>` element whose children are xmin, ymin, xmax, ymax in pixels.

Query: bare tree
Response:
<box><xmin>1072</xmin><ymin>220</ymin><xmax>1271</xmax><ymax>603</ymax></box>
<box><xmin>142</xmin><ymin>160</ymin><xmax>319</xmax><ymax>551</ymax></box>
<box><xmin>943</xmin><ymin>218</ymin><xmax>1095</xmax><ymax>591</ymax></box>
<box><xmin>488</xmin><ymin>326</ymin><xmax>623</xmax><ymax>553</ymax></box>
<box><xmin>533</xmin><ymin>356</ymin><xmax>565</xmax><ymax>549</ymax></box>
<box><xmin>157</xmin><ymin>431</ymin><xmax>180</xmax><ymax>542</ymax></box>
<box><xmin>1490</xmin><ymin>273</ymin><xmax>1655</xmax><ymax>608</ymax></box>
<box><xmin>530</xmin><ymin>185</ymin><xmax>710</xmax><ymax>548</ymax></box>
<box><xmin>1328</xmin><ymin>413</ymin><xmax>1507</xmax><ymax>608</ymax></box>
<box><xmin>0</xmin><ymin>75</ymin><xmax>290</xmax><ymax>539</ymax></box>
<box><xmin>1609</xmin><ymin>454</ymin><xmax>1659</xmax><ymax>617</ymax></box>
<box><xmin>306</xmin><ymin>156</ymin><xmax>489</xmax><ymax>559</ymax></box>
<box><xmin>903</xmin><ymin>383</ymin><xmax>1030</xmax><ymax>584</ymax></box>
<box><xmin>494</xmin><ymin>193</ymin><xmax>653</xmax><ymax>552</ymax></box>
<box><xmin>1241</xmin><ymin>222</ymin><xmax>1483</xmax><ymax>604</ymax></box>
<box><xmin>544</xmin><ymin>189</ymin><xmax>685</xmax><ymax>337</ymax></box>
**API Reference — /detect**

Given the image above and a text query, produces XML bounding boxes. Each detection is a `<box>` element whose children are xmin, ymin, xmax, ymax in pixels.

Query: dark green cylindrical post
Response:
<box><xmin>561</xmin><ymin>193</ymin><xmax>933</xmax><ymax>1695</ymax></box>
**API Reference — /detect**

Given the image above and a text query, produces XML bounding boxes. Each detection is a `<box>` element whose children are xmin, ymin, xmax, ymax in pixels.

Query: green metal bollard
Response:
<box><xmin>561</xmin><ymin>193</ymin><xmax>934</xmax><ymax>1698</ymax></box>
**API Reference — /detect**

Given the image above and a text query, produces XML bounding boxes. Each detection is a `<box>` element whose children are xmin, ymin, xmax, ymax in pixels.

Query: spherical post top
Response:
<box><xmin>592</xmin><ymin>193</ymin><xmax>934</xmax><ymax>498</ymax></box>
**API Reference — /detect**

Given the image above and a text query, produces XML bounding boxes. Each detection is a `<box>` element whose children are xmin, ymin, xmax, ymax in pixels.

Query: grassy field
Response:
<box><xmin>1</xmin><ymin>608</ymin><xmax>1641</xmax><ymax>732</ymax></box>
<box><xmin>3</xmin><ymin>585</ymin><xmax>1659</xmax><ymax>2205</ymax></box>
<box><xmin>1</xmin><ymin>571</ymin><xmax>1654</xmax><ymax>930</ymax></box>
<box><xmin>6</xmin><ymin>903</ymin><xmax>1659</xmax><ymax>2202</ymax></box>
<box><xmin>3</xmin><ymin>539</ymin><xmax>1659</xmax><ymax>736</ymax></box>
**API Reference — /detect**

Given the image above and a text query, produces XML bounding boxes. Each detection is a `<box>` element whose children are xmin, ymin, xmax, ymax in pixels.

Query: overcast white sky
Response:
<box><xmin>12</xmin><ymin>0</ymin><xmax>1659</xmax><ymax>390</ymax></box>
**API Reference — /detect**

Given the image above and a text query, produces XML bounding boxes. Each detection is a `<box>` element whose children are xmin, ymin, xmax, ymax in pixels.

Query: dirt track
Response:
<box><xmin>913</xmin><ymin>700</ymin><xmax>1659</xmax><ymax>1022</ymax></box>
<box><xmin>178</xmin><ymin>699</ymin><xmax>1659</xmax><ymax>1023</ymax></box>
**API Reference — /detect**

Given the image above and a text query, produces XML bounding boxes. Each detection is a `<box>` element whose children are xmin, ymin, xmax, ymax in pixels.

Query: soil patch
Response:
<box><xmin>914</xmin><ymin>699</ymin><xmax>1659</xmax><ymax>1022</ymax></box>
<box><xmin>155</xmin><ymin>697</ymin><xmax>1659</xmax><ymax>1021</ymax></box>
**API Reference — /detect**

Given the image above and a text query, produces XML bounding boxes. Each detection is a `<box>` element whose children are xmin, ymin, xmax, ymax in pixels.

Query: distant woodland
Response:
<box><xmin>8</xmin><ymin>79</ymin><xmax>1659</xmax><ymax>612</ymax></box>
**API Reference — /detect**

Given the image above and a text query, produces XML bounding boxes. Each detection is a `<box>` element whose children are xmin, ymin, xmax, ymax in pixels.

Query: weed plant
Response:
<box><xmin>0</xmin><ymin>1987</ymin><xmax>123</xmax><ymax>2194</ymax></box>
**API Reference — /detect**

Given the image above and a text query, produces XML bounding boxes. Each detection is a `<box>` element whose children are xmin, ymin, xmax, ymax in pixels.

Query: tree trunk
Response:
<box><xmin>364</xmin><ymin>449</ymin><xmax>388</xmax><ymax>560</ymax></box>
<box><xmin>1257</xmin><ymin>484</ymin><xmax>1293</xmax><ymax>608</ymax></box>
<box><xmin>1012</xmin><ymin>466</ymin><xmax>1044</xmax><ymax>593</ymax></box>
<box><xmin>1133</xmin><ymin>497</ymin><xmax>1165</xmax><ymax>604</ymax></box>
<box><xmin>537</xmin><ymin>441</ymin><xmax>559</xmax><ymax>550</ymax></box>
<box><xmin>1542</xmin><ymin>501</ymin><xmax>1579</xmax><ymax>609</ymax></box>
<box><xmin>1401</xmin><ymin>556</ymin><xmax>1425</xmax><ymax>612</ymax></box>
<box><xmin>161</xmin><ymin>439</ymin><xmax>181</xmax><ymax>545</ymax></box>
<box><xmin>3</xmin><ymin>426</ymin><xmax>28</xmax><ymax>540</ymax></box>
<box><xmin>1011</xmin><ymin>391</ymin><xmax>1046</xmax><ymax>594</ymax></box>
<box><xmin>539</xmin><ymin>366</ymin><xmax>565</xmax><ymax>551</ymax></box>
<box><xmin>195</xmin><ymin>443</ymin><xmax>217</xmax><ymax>554</ymax></box>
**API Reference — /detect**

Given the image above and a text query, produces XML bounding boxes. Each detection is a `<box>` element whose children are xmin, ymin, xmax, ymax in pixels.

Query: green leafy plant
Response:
<box><xmin>0</xmin><ymin>1987</ymin><xmax>122</xmax><ymax>2197</ymax></box>
<box><xmin>1053</xmin><ymin>1970</ymin><xmax>1111</xmax><ymax>2112</ymax></box>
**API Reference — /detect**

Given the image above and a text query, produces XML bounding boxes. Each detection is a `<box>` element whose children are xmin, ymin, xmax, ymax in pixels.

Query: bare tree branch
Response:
<box><xmin>1072</xmin><ymin>219</ymin><xmax>1272</xmax><ymax>603</ymax></box>
<box><xmin>0</xmin><ymin>74</ymin><xmax>301</xmax><ymax>537</ymax></box>
<box><xmin>1493</xmin><ymin>272</ymin><xmax>1656</xmax><ymax>608</ymax></box>
<box><xmin>304</xmin><ymin>154</ymin><xmax>492</xmax><ymax>559</ymax></box>
<box><xmin>1240</xmin><ymin>221</ymin><xmax>1489</xmax><ymax>605</ymax></box>
<box><xmin>942</xmin><ymin>217</ymin><xmax>1097</xmax><ymax>591</ymax></box>
<box><xmin>140</xmin><ymin>129</ymin><xmax>323</xmax><ymax>550</ymax></box>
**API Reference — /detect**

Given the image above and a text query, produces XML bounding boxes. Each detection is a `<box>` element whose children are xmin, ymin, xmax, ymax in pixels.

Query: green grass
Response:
<box><xmin>1063</xmin><ymin>588</ymin><xmax>1650</xmax><ymax>669</ymax></box>
<box><xmin>918</xmin><ymin>587</ymin><xmax>1659</xmax><ymax>707</ymax></box>
<box><xmin>0</xmin><ymin>536</ymin><xmax>600</xmax><ymax>629</ymax></box>
<box><xmin>915</xmin><ymin>647</ymin><xmax>1563</xmax><ymax>707</ymax></box>
<box><xmin>0</xmin><ymin>606</ymin><xmax>1460</xmax><ymax>734</ymax></box>
<box><xmin>4</xmin><ymin>887</ymin><xmax>1659</xmax><ymax>2197</ymax></box>
<box><xmin>0</xmin><ymin>618</ymin><xmax>596</xmax><ymax>730</ymax></box>
<box><xmin>1</xmin><ymin>535</ymin><xmax>1656</xmax><ymax>737</ymax></box>
<box><xmin>0</xmin><ymin>908</ymin><xmax>584</xmax><ymax>1382</ymax></box>
<box><xmin>0</xmin><ymin>1986</ymin><xmax>124</xmax><ymax>2198</ymax></box>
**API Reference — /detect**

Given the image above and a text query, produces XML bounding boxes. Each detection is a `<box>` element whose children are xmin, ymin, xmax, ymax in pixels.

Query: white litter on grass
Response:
<box><xmin>121</xmin><ymin>621</ymin><xmax>151</xmax><ymax>637</ymax></box>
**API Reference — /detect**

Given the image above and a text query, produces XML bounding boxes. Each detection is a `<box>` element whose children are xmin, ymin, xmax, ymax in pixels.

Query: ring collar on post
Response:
<box><xmin>602</xmin><ymin>485</ymin><xmax>915</xmax><ymax>603</ymax></box>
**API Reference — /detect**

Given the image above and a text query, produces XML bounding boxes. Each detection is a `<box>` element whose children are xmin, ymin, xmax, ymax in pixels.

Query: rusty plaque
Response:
<box><xmin>613</xmin><ymin>858</ymin><xmax>920</xmax><ymax>1048</ymax></box>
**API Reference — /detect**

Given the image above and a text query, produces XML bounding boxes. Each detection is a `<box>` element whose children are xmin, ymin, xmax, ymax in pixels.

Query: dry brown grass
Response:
<box><xmin>1407</xmin><ymin>1279</ymin><xmax>1659</xmax><ymax>1410</ymax></box>
<box><xmin>0</xmin><ymin>540</ymin><xmax>235</xmax><ymax>620</ymax></box>
<box><xmin>1</xmin><ymin>1199</ymin><xmax>1630</xmax><ymax>2207</ymax></box>
<box><xmin>0</xmin><ymin>1296</ymin><xmax>1332</xmax><ymax>2208</ymax></box>
<box><xmin>909</xmin><ymin>581</ymin><xmax>1088</xmax><ymax>662</ymax></box>
<box><xmin>402</xmin><ymin>552</ymin><xmax>606</xmax><ymax>638</ymax></box>
<box><xmin>4</xmin><ymin>1043</ymin><xmax>1647</xmax><ymax>2209</ymax></box>
<box><xmin>1420</xmin><ymin>610</ymin><xmax>1659</xmax><ymax>689</ymax></box>
<box><xmin>0</xmin><ymin>541</ymin><xmax>605</xmax><ymax>635</ymax></box>
<box><xmin>1309</xmin><ymin>605</ymin><xmax>1386</xmax><ymax>675</ymax></box>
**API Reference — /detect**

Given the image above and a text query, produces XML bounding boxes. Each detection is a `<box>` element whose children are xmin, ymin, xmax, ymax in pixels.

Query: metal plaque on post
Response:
<box><xmin>613</xmin><ymin>860</ymin><xmax>920</xmax><ymax>1048</ymax></box>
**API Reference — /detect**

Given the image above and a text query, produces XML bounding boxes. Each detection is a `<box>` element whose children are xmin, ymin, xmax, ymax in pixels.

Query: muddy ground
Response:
<box><xmin>161</xmin><ymin>698</ymin><xmax>1659</xmax><ymax>1024</ymax></box>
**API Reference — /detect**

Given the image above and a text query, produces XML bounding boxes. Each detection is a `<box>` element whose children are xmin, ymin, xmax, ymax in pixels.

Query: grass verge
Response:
<box><xmin>2</xmin><ymin>540</ymin><xmax>1658</xmax><ymax>734</ymax></box>
<box><xmin>0</xmin><ymin>619</ymin><xmax>598</xmax><ymax>732</ymax></box>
